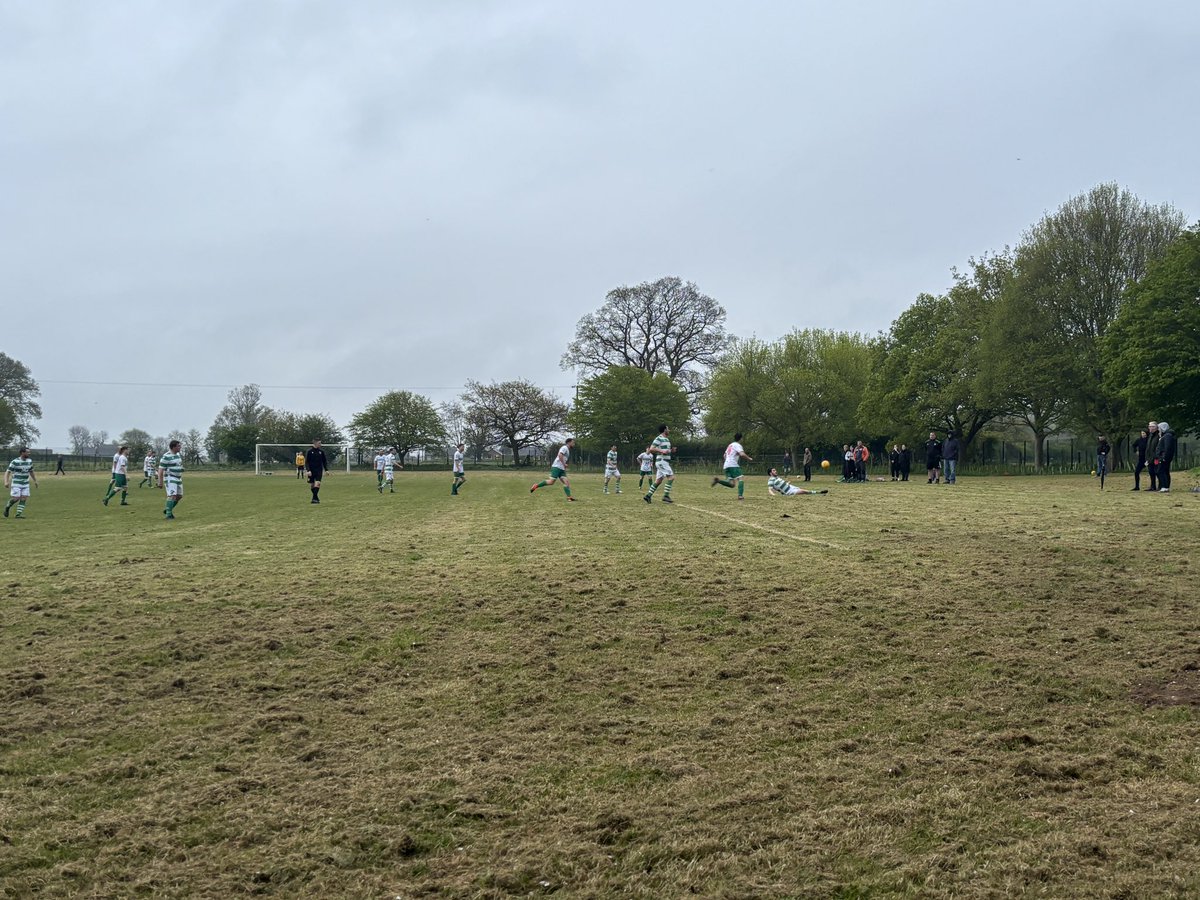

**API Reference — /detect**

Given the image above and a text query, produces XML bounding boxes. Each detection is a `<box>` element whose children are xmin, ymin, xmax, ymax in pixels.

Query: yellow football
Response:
<box><xmin>821</xmin><ymin>460</ymin><xmax>830</xmax><ymax>469</ymax></box>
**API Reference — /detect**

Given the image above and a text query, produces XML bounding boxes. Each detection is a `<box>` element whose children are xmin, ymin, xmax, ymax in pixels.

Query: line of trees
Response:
<box><xmin>5</xmin><ymin>185</ymin><xmax>1196</xmax><ymax>467</ymax></box>
<box><xmin>704</xmin><ymin>184</ymin><xmax>1198</xmax><ymax>465</ymax></box>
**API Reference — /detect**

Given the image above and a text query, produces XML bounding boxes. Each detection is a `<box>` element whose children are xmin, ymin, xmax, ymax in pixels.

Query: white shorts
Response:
<box><xmin>605</xmin><ymin>467</ymin><xmax>620</xmax><ymax>478</ymax></box>
<box><xmin>384</xmin><ymin>470</ymin><xmax>395</xmax><ymax>481</ymax></box>
<box><xmin>165</xmin><ymin>480</ymin><xmax>184</xmax><ymax>497</ymax></box>
<box><xmin>10</xmin><ymin>484</ymin><xmax>30</xmax><ymax>499</ymax></box>
<box><xmin>655</xmin><ymin>461</ymin><xmax>674</xmax><ymax>478</ymax></box>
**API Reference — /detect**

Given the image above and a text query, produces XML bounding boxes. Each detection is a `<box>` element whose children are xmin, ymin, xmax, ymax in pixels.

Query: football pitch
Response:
<box><xmin>2</xmin><ymin>470</ymin><xmax>1198</xmax><ymax>897</ymax></box>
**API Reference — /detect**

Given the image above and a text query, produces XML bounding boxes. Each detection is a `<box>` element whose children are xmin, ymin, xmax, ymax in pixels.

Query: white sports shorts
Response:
<box><xmin>10</xmin><ymin>484</ymin><xmax>30</xmax><ymax>499</ymax></box>
<box><xmin>655</xmin><ymin>461</ymin><xmax>674</xmax><ymax>478</ymax></box>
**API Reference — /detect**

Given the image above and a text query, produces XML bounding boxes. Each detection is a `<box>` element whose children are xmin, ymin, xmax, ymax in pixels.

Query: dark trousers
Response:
<box><xmin>803</xmin><ymin>464</ymin><xmax>811</xmax><ymax>481</ymax></box>
<box><xmin>900</xmin><ymin>465</ymin><xmax>910</xmax><ymax>481</ymax></box>
<box><xmin>1148</xmin><ymin>460</ymin><xmax>1159</xmax><ymax>491</ymax></box>
<box><xmin>1159</xmin><ymin>460</ymin><xmax>1172</xmax><ymax>490</ymax></box>
<box><xmin>1133</xmin><ymin>459</ymin><xmax>1145</xmax><ymax>489</ymax></box>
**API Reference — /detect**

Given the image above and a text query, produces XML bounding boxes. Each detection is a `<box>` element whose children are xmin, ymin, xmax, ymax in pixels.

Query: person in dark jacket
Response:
<box><xmin>889</xmin><ymin>444</ymin><xmax>900</xmax><ymax>481</ymax></box>
<box><xmin>1096</xmin><ymin>435</ymin><xmax>1111</xmax><ymax>479</ymax></box>
<box><xmin>1131</xmin><ymin>429</ymin><xmax>1148</xmax><ymax>491</ymax></box>
<box><xmin>899</xmin><ymin>444</ymin><xmax>911</xmax><ymax>481</ymax></box>
<box><xmin>802</xmin><ymin>447</ymin><xmax>813</xmax><ymax>482</ymax></box>
<box><xmin>1156</xmin><ymin>421</ymin><xmax>1176</xmax><ymax>493</ymax></box>
<box><xmin>1146</xmin><ymin>421</ymin><xmax>1160</xmax><ymax>491</ymax></box>
<box><xmin>941</xmin><ymin>432</ymin><xmax>961</xmax><ymax>484</ymax></box>
<box><xmin>925</xmin><ymin>433</ymin><xmax>941</xmax><ymax>484</ymax></box>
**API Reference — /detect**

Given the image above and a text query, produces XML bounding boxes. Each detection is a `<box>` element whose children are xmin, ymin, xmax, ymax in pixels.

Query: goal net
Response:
<box><xmin>254</xmin><ymin>443</ymin><xmax>356</xmax><ymax>476</ymax></box>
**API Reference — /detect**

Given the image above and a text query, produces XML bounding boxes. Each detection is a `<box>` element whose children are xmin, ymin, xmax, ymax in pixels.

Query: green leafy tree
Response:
<box><xmin>859</xmin><ymin>258</ymin><xmax>1003</xmax><ymax>451</ymax></box>
<box><xmin>1016</xmin><ymin>183</ymin><xmax>1185</xmax><ymax>441</ymax></box>
<box><xmin>0</xmin><ymin>399</ymin><xmax>19</xmax><ymax>448</ymax></box>
<box><xmin>0</xmin><ymin>353</ymin><xmax>42</xmax><ymax>443</ymax></box>
<box><xmin>570</xmin><ymin>366</ymin><xmax>691</xmax><ymax>448</ymax></box>
<box><xmin>706</xmin><ymin>331</ymin><xmax>872</xmax><ymax>458</ymax></box>
<box><xmin>972</xmin><ymin>251</ymin><xmax>1067</xmax><ymax>468</ymax></box>
<box><xmin>1104</xmin><ymin>227</ymin><xmax>1200</xmax><ymax>434</ymax></box>
<box><xmin>118</xmin><ymin>428</ymin><xmax>154</xmax><ymax>460</ymax></box>
<box><xmin>207</xmin><ymin>384</ymin><xmax>273</xmax><ymax>463</ymax></box>
<box><xmin>349</xmin><ymin>391</ymin><xmax>445</xmax><ymax>460</ymax></box>
<box><xmin>462</xmin><ymin>380</ymin><xmax>568</xmax><ymax>466</ymax></box>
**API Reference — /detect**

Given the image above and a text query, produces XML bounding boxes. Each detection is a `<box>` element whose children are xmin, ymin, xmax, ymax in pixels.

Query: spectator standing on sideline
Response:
<box><xmin>1156</xmin><ymin>421</ymin><xmax>1176</xmax><ymax>493</ymax></box>
<box><xmin>54</xmin><ymin>456</ymin><xmax>66</xmax><ymax>476</ymax></box>
<box><xmin>889</xmin><ymin>444</ymin><xmax>900</xmax><ymax>481</ymax></box>
<box><xmin>942</xmin><ymin>432</ymin><xmax>961</xmax><ymax>484</ymax></box>
<box><xmin>925</xmin><ymin>432</ymin><xmax>942</xmax><ymax>484</ymax></box>
<box><xmin>1132</xmin><ymin>429</ymin><xmax>1149</xmax><ymax>491</ymax></box>
<box><xmin>853</xmin><ymin>442</ymin><xmax>866</xmax><ymax>482</ymax></box>
<box><xmin>899</xmin><ymin>444</ymin><xmax>911</xmax><ymax>481</ymax></box>
<box><xmin>841</xmin><ymin>444</ymin><xmax>853</xmax><ymax>482</ymax></box>
<box><xmin>305</xmin><ymin>439</ymin><xmax>329</xmax><ymax>504</ymax></box>
<box><xmin>802</xmin><ymin>447</ymin><xmax>813</xmax><ymax>482</ymax></box>
<box><xmin>782</xmin><ymin>450</ymin><xmax>792</xmax><ymax>476</ymax></box>
<box><xmin>295</xmin><ymin>450</ymin><xmax>306</xmax><ymax>479</ymax></box>
<box><xmin>1146</xmin><ymin>422</ymin><xmax>1160</xmax><ymax>492</ymax></box>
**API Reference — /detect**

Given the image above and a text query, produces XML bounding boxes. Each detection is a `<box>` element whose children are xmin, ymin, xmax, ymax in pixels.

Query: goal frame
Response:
<box><xmin>254</xmin><ymin>443</ymin><xmax>354</xmax><ymax>476</ymax></box>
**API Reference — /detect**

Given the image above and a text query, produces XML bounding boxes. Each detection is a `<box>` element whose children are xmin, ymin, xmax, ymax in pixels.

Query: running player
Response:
<box><xmin>452</xmin><ymin>443</ymin><xmax>466</xmax><ymax>495</ymax></box>
<box><xmin>603</xmin><ymin>445</ymin><xmax>622</xmax><ymax>494</ymax></box>
<box><xmin>636</xmin><ymin>445</ymin><xmax>654</xmax><ymax>488</ymax></box>
<box><xmin>157</xmin><ymin>439</ymin><xmax>184</xmax><ymax>519</ymax></box>
<box><xmin>643</xmin><ymin>424</ymin><xmax>675</xmax><ymax>504</ymax></box>
<box><xmin>139</xmin><ymin>450</ymin><xmax>157</xmax><ymax>488</ymax></box>
<box><xmin>712</xmin><ymin>432</ymin><xmax>753</xmax><ymax>501</ymax></box>
<box><xmin>103</xmin><ymin>445</ymin><xmax>131</xmax><ymax>506</ymax></box>
<box><xmin>4</xmin><ymin>447</ymin><xmax>37</xmax><ymax>519</ymax></box>
<box><xmin>766</xmin><ymin>467</ymin><xmax>828</xmax><ymax>496</ymax></box>
<box><xmin>530</xmin><ymin>438</ymin><xmax>576</xmax><ymax>501</ymax></box>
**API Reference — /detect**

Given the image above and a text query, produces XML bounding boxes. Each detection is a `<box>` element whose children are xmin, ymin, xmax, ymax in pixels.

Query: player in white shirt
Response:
<box><xmin>374</xmin><ymin>451</ymin><xmax>387</xmax><ymax>491</ymax></box>
<box><xmin>712</xmin><ymin>432</ymin><xmax>753</xmax><ymax>501</ymax></box>
<box><xmin>603</xmin><ymin>445</ymin><xmax>622</xmax><ymax>494</ymax></box>
<box><xmin>530</xmin><ymin>438</ymin><xmax>576</xmax><ymax>501</ymax></box>
<box><xmin>139</xmin><ymin>451</ymin><xmax>157</xmax><ymax>488</ymax></box>
<box><xmin>103</xmin><ymin>445</ymin><xmax>131</xmax><ymax>507</ymax></box>
<box><xmin>766</xmin><ymin>468</ymin><xmax>827</xmax><ymax>496</ymax></box>
<box><xmin>452</xmin><ymin>443</ymin><xmax>466</xmax><ymax>495</ymax></box>
<box><xmin>636</xmin><ymin>445</ymin><xmax>655</xmax><ymax>488</ymax></box>
<box><xmin>381</xmin><ymin>449</ymin><xmax>402</xmax><ymax>493</ymax></box>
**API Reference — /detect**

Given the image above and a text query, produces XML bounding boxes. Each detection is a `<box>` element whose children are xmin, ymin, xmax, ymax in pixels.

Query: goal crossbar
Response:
<box><xmin>254</xmin><ymin>443</ymin><xmax>353</xmax><ymax>476</ymax></box>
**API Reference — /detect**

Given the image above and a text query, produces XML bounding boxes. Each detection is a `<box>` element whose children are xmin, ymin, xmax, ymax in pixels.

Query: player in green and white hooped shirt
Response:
<box><xmin>603</xmin><ymin>445</ymin><xmax>622</xmax><ymax>494</ymax></box>
<box><xmin>530</xmin><ymin>438</ymin><xmax>576</xmax><ymax>501</ymax></box>
<box><xmin>452</xmin><ymin>443</ymin><xmax>466</xmax><ymax>495</ymax></box>
<box><xmin>4</xmin><ymin>447</ymin><xmax>38</xmax><ymax>519</ymax></box>
<box><xmin>766</xmin><ymin>468</ymin><xmax>827</xmax><ymax>496</ymax></box>
<box><xmin>157</xmin><ymin>439</ymin><xmax>184</xmax><ymax>519</ymax></box>
<box><xmin>643</xmin><ymin>424</ymin><xmax>676</xmax><ymax>504</ymax></box>
<box><xmin>712</xmin><ymin>432</ymin><xmax>753</xmax><ymax>500</ymax></box>
<box><xmin>374</xmin><ymin>450</ymin><xmax>386</xmax><ymax>492</ymax></box>
<box><xmin>139</xmin><ymin>451</ymin><xmax>157</xmax><ymax>488</ymax></box>
<box><xmin>636</xmin><ymin>445</ymin><xmax>655</xmax><ymax>488</ymax></box>
<box><xmin>382</xmin><ymin>449</ymin><xmax>402</xmax><ymax>493</ymax></box>
<box><xmin>103</xmin><ymin>446</ymin><xmax>131</xmax><ymax>506</ymax></box>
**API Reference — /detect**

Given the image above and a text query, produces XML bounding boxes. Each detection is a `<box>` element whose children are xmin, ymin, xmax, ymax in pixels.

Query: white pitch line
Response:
<box><xmin>674</xmin><ymin>503</ymin><xmax>846</xmax><ymax>550</ymax></box>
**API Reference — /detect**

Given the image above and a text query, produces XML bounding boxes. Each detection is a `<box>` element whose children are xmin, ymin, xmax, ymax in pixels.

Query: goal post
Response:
<box><xmin>254</xmin><ymin>443</ymin><xmax>355</xmax><ymax>476</ymax></box>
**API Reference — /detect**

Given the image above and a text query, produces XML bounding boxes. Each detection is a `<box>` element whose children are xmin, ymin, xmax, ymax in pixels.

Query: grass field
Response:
<box><xmin>2</xmin><ymin>468</ymin><xmax>1198</xmax><ymax>898</ymax></box>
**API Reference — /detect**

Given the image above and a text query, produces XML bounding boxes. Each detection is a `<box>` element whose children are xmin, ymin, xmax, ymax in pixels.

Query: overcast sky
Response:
<box><xmin>3</xmin><ymin>0</ymin><xmax>1197</xmax><ymax>449</ymax></box>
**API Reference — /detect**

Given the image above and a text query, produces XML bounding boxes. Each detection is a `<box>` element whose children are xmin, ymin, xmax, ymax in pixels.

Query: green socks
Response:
<box><xmin>737</xmin><ymin>480</ymin><xmax>744</xmax><ymax>498</ymax></box>
<box><xmin>563</xmin><ymin>485</ymin><xmax>571</xmax><ymax>497</ymax></box>
<box><xmin>716</xmin><ymin>479</ymin><xmax>733</xmax><ymax>488</ymax></box>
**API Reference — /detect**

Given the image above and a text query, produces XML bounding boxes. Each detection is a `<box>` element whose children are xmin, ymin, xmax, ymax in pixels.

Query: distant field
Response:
<box><xmin>2</xmin><ymin>469</ymin><xmax>1198</xmax><ymax>897</ymax></box>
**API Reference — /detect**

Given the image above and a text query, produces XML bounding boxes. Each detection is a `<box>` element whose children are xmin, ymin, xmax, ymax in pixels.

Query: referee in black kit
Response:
<box><xmin>305</xmin><ymin>439</ymin><xmax>329</xmax><ymax>504</ymax></box>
